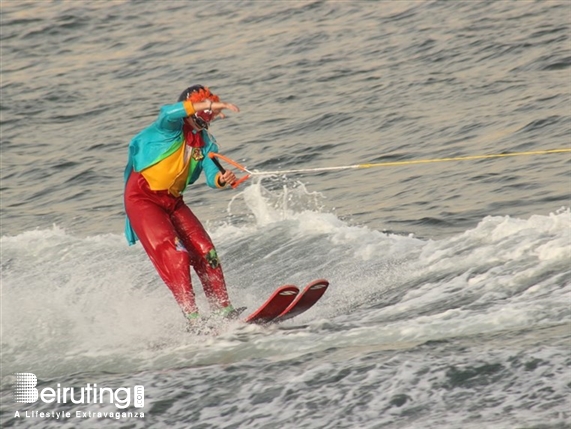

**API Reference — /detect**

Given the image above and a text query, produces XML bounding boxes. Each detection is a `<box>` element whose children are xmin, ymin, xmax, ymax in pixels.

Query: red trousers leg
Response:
<box><xmin>125</xmin><ymin>172</ymin><xmax>230</xmax><ymax>314</ymax></box>
<box><xmin>171</xmin><ymin>205</ymin><xmax>230</xmax><ymax>310</ymax></box>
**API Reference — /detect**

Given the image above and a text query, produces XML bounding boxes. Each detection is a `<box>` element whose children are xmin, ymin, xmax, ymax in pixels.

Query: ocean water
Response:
<box><xmin>1</xmin><ymin>1</ymin><xmax>570</xmax><ymax>428</ymax></box>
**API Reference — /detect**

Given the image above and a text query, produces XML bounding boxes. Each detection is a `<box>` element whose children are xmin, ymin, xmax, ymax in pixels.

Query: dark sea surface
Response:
<box><xmin>1</xmin><ymin>1</ymin><xmax>570</xmax><ymax>428</ymax></box>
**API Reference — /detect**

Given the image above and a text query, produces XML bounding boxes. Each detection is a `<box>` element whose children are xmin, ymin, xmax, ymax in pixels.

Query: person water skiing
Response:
<box><xmin>123</xmin><ymin>84</ymin><xmax>240</xmax><ymax>325</ymax></box>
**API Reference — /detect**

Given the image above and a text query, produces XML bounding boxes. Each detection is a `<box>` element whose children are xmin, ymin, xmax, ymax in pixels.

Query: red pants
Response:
<box><xmin>124</xmin><ymin>172</ymin><xmax>230</xmax><ymax>314</ymax></box>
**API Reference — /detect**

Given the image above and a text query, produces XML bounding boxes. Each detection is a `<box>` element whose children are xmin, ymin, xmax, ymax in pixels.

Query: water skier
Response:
<box><xmin>123</xmin><ymin>85</ymin><xmax>240</xmax><ymax>325</ymax></box>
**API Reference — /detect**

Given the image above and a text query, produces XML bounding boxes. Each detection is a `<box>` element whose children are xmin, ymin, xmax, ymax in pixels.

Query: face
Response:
<box><xmin>186</xmin><ymin>104</ymin><xmax>222</xmax><ymax>130</ymax></box>
<box><xmin>184</xmin><ymin>86</ymin><xmax>220</xmax><ymax>130</ymax></box>
<box><xmin>196</xmin><ymin>109</ymin><xmax>214</xmax><ymax>123</ymax></box>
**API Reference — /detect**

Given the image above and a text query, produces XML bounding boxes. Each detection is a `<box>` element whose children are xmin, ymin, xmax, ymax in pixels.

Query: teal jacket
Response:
<box><xmin>124</xmin><ymin>102</ymin><xmax>221</xmax><ymax>245</ymax></box>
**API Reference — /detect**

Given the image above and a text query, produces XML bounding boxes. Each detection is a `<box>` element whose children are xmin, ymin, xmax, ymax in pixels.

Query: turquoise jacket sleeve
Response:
<box><xmin>156</xmin><ymin>102</ymin><xmax>189</xmax><ymax>132</ymax></box>
<box><xmin>126</xmin><ymin>102</ymin><xmax>188</xmax><ymax>178</ymax></box>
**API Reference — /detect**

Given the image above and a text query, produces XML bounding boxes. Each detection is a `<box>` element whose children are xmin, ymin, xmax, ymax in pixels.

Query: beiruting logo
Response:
<box><xmin>13</xmin><ymin>373</ymin><xmax>145</xmax><ymax>420</ymax></box>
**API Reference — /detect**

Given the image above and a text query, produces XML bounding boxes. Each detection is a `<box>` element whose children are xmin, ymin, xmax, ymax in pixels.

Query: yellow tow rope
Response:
<box><xmin>244</xmin><ymin>148</ymin><xmax>571</xmax><ymax>176</ymax></box>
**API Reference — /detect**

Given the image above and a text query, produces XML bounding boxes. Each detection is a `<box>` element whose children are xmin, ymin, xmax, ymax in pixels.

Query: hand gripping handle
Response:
<box><xmin>208</xmin><ymin>153</ymin><xmax>251</xmax><ymax>189</ymax></box>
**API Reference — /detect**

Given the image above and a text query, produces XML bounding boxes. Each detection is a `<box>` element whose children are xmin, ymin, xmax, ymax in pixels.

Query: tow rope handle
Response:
<box><xmin>208</xmin><ymin>153</ymin><xmax>251</xmax><ymax>189</ymax></box>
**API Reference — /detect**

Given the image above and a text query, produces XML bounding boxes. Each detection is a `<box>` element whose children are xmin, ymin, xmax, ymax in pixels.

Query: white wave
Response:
<box><xmin>1</xmin><ymin>184</ymin><xmax>569</xmax><ymax>380</ymax></box>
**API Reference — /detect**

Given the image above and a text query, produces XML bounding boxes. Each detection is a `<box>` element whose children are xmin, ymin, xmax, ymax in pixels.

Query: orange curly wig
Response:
<box><xmin>188</xmin><ymin>87</ymin><xmax>220</xmax><ymax>104</ymax></box>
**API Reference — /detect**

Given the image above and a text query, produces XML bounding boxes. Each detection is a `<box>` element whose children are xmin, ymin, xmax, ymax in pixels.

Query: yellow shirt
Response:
<box><xmin>141</xmin><ymin>139</ymin><xmax>188</xmax><ymax>193</ymax></box>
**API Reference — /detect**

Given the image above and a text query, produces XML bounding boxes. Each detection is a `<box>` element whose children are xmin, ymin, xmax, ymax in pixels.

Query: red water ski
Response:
<box><xmin>244</xmin><ymin>285</ymin><xmax>299</xmax><ymax>324</ymax></box>
<box><xmin>273</xmin><ymin>279</ymin><xmax>329</xmax><ymax>323</ymax></box>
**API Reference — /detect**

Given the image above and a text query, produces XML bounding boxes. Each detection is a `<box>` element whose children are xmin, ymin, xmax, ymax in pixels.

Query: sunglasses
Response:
<box><xmin>191</xmin><ymin>113</ymin><xmax>209</xmax><ymax>130</ymax></box>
